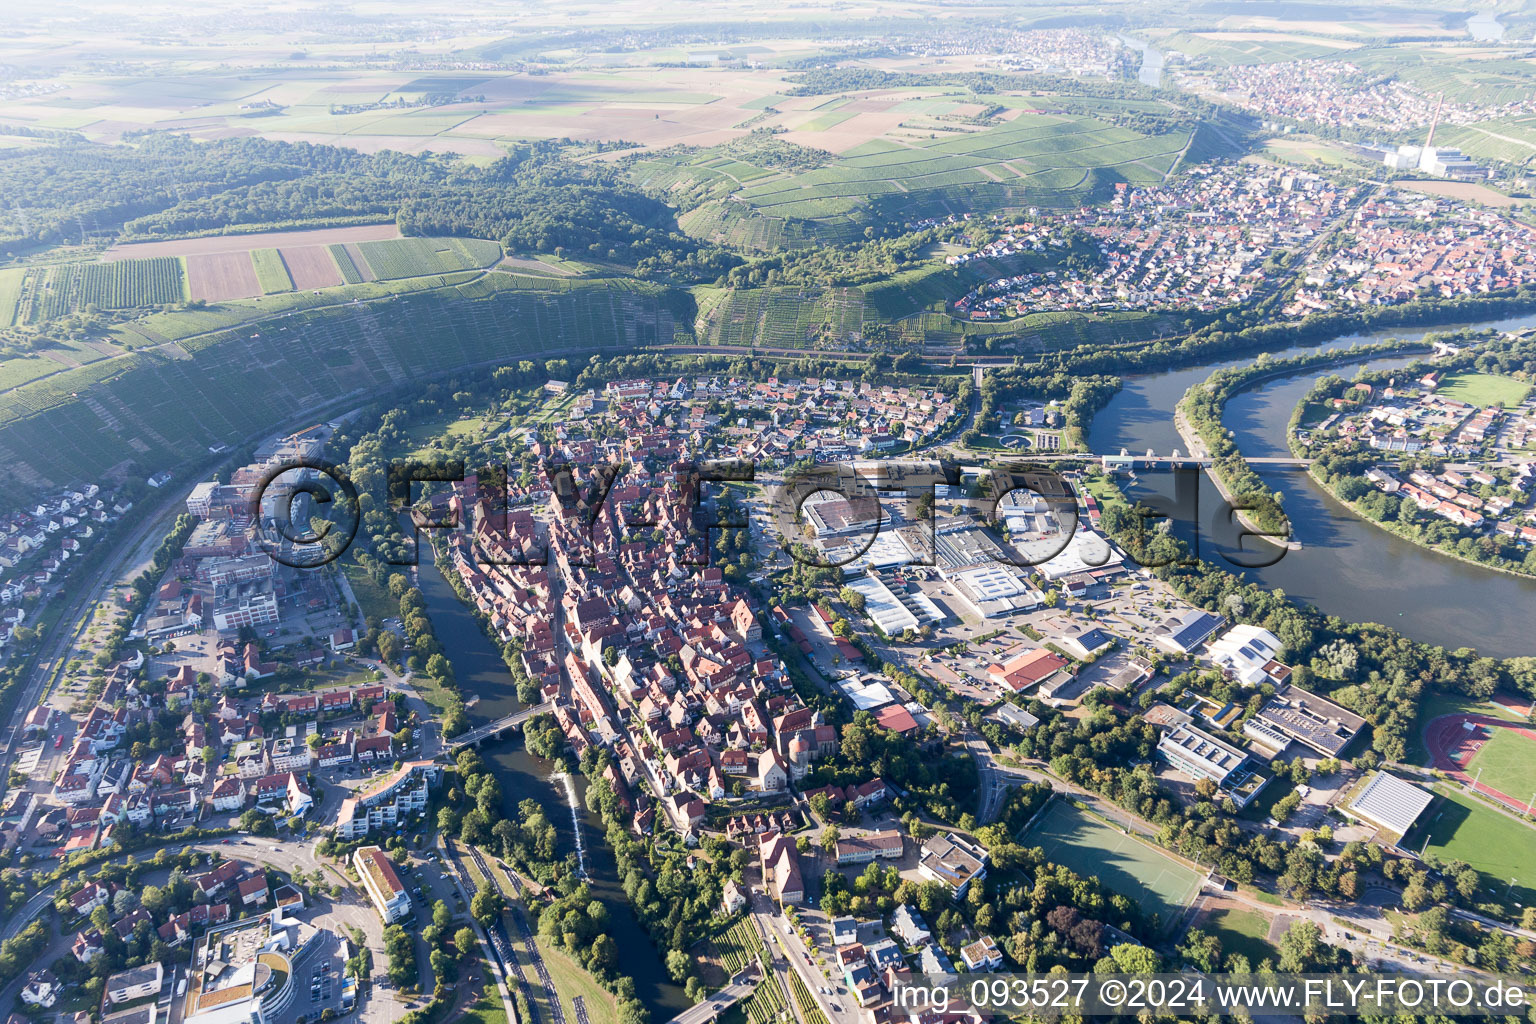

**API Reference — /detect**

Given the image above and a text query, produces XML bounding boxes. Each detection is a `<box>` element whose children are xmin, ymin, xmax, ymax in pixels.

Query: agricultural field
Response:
<box><xmin>78</xmin><ymin>257</ymin><xmax>187</xmax><ymax>308</ymax></box>
<box><xmin>1434</xmin><ymin>371</ymin><xmax>1531</xmax><ymax>408</ymax></box>
<box><xmin>1465</xmin><ymin>727</ymin><xmax>1536</xmax><ymax>806</ymax></box>
<box><xmin>329</xmin><ymin>245</ymin><xmax>366</xmax><ymax>285</ymax></box>
<box><xmin>1160</xmin><ymin>30</ymin><xmax>1359</xmax><ymax>64</ymax></box>
<box><xmin>186</xmin><ymin>251</ymin><xmax>263</xmax><ymax>302</ymax></box>
<box><xmin>1019</xmin><ymin>800</ymin><xmax>1204</xmax><ymax>933</ymax></box>
<box><xmin>730</xmin><ymin>114</ymin><xmax>1185</xmax><ymax>225</ymax></box>
<box><xmin>251</xmin><ymin>248</ymin><xmax>295</xmax><ymax>293</ymax></box>
<box><xmin>102</xmin><ymin>223</ymin><xmax>401</xmax><ymax>260</ymax></box>
<box><xmin>1414</xmin><ymin>787</ymin><xmax>1536</xmax><ymax>907</ymax></box>
<box><xmin>355</xmin><ymin>236</ymin><xmax>502</xmax><ymax>280</ymax></box>
<box><xmin>279</xmin><ymin>246</ymin><xmax>345</xmax><ymax>289</ymax></box>
<box><xmin>0</xmin><ymin>267</ymin><xmax>28</xmax><ymax>326</ymax></box>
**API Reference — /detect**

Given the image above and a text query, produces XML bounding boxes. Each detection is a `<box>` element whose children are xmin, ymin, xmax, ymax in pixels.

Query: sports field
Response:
<box><xmin>1415</xmin><ymin>787</ymin><xmax>1536</xmax><ymax>906</ymax></box>
<box><xmin>1202</xmin><ymin>907</ymin><xmax>1276</xmax><ymax>965</ymax></box>
<box><xmin>1435</xmin><ymin>371</ymin><xmax>1531</xmax><ymax>409</ymax></box>
<box><xmin>1466</xmin><ymin>727</ymin><xmax>1536</xmax><ymax>806</ymax></box>
<box><xmin>1020</xmin><ymin>801</ymin><xmax>1203</xmax><ymax>932</ymax></box>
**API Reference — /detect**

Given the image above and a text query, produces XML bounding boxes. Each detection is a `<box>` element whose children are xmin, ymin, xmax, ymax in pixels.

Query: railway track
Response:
<box><xmin>467</xmin><ymin>845</ymin><xmax>568</xmax><ymax>1024</ymax></box>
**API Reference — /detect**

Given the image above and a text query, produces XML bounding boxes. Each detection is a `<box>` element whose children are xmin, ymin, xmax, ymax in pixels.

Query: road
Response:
<box><xmin>749</xmin><ymin>890</ymin><xmax>859</xmax><ymax>1024</ymax></box>
<box><xmin>664</xmin><ymin>972</ymin><xmax>758</xmax><ymax>1024</ymax></box>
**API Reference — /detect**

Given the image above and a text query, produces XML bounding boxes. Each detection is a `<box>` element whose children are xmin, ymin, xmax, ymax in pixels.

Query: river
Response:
<box><xmin>1117</xmin><ymin>33</ymin><xmax>1164</xmax><ymax>88</ymax></box>
<box><xmin>1087</xmin><ymin>311</ymin><xmax>1536</xmax><ymax>658</ymax></box>
<box><xmin>414</xmin><ymin>555</ymin><xmax>689</xmax><ymax>1022</ymax></box>
<box><xmin>1466</xmin><ymin>11</ymin><xmax>1504</xmax><ymax>41</ymax></box>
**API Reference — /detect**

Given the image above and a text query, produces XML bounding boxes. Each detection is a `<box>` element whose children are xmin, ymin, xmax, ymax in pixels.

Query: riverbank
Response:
<box><xmin>1174</xmin><ymin>342</ymin><xmax>1434</xmax><ymax>553</ymax></box>
<box><xmin>1281</xmin><ymin>329</ymin><xmax>1536</xmax><ymax>583</ymax></box>
<box><xmin>1171</xmin><ymin>404</ymin><xmax>1302</xmax><ymax>551</ymax></box>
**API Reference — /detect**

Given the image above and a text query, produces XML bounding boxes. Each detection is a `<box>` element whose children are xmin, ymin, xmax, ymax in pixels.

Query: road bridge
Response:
<box><xmin>445</xmin><ymin>701</ymin><xmax>554</xmax><ymax>750</ymax></box>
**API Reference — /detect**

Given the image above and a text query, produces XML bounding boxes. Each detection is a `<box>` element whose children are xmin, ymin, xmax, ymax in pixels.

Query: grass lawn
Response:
<box><xmin>1203</xmin><ymin>907</ymin><xmax>1277</xmax><ymax>967</ymax></box>
<box><xmin>1466</xmin><ymin>726</ymin><xmax>1536</xmax><ymax>805</ymax></box>
<box><xmin>460</xmin><ymin>984</ymin><xmax>510</xmax><ymax>1024</ymax></box>
<box><xmin>536</xmin><ymin>937</ymin><xmax>618</xmax><ymax>1024</ymax></box>
<box><xmin>342</xmin><ymin>558</ymin><xmax>399</xmax><ymax>623</ymax></box>
<box><xmin>1413</xmin><ymin>787</ymin><xmax>1536</xmax><ymax>906</ymax></box>
<box><xmin>1435</xmin><ymin>371</ymin><xmax>1532</xmax><ymax>409</ymax></box>
<box><xmin>1019</xmin><ymin>801</ymin><xmax>1203</xmax><ymax>934</ymax></box>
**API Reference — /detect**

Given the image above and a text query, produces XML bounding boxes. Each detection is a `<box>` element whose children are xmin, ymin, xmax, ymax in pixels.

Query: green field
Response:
<box><xmin>459</xmin><ymin>988</ymin><xmax>510</xmax><ymax>1024</ymax></box>
<box><xmin>357</xmin><ymin>236</ymin><xmax>502</xmax><ymax>280</ymax></box>
<box><xmin>535</xmin><ymin>937</ymin><xmax>618</xmax><ymax>1024</ymax></box>
<box><xmin>1466</xmin><ymin>726</ymin><xmax>1536</xmax><ymax>805</ymax></box>
<box><xmin>1202</xmin><ymin>908</ymin><xmax>1276</xmax><ymax>967</ymax></box>
<box><xmin>1413</xmin><ymin>787</ymin><xmax>1536</xmax><ymax>906</ymax></box>
<box><xmin>1435</xmin><ymin>372</ymin><xmax>1531</xmax><ymax>409</ymax></box>
<box><xmin>251</xmin><ymin>248</ymin><xmax>294</xmax><ymax>293</ymax></box>
<box><xmin>0</xmin><ymin>267</ymin><xmax>27</xmax><ymax>326</ymax></box>
<box><xmin>1020</xmin><ymin>801</ymin><xmax>1203</xmax><ymax>933</ymax></box>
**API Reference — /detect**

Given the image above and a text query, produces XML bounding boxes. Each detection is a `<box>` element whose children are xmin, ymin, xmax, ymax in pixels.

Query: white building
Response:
<box><xmin>1206</xmin><ymin>624</ymin><xmax>1287</xmax><ymax>686</ymax></box>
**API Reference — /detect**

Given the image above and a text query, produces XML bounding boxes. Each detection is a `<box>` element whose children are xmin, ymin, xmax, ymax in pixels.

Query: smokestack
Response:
<box><xmin>1426</xmin><ymin>92</ymin><xmax>1443</xmax><ymax>149</ymax></box>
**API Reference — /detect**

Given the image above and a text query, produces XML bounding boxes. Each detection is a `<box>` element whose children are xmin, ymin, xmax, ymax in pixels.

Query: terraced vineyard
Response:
<box><xmin>693</xmin><ymin>285</ymin><xmax>868</xmax><ymax>349</ymax></box>
<box><xmin>0</xmin><ymin>280</ymin><xmax>676</xmax><ymax>488</ymax></box>
<box><xmin>702</xmin><ymin>918</ymin><xmax>765</xmax><ymax>976</ymax></box>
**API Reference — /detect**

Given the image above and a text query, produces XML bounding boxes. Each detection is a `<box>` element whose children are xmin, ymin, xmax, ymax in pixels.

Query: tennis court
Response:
<box><xmin>1020</xmin><ymin>800</ymin><xmax>1204</xmax><ymax>933</ymax></box>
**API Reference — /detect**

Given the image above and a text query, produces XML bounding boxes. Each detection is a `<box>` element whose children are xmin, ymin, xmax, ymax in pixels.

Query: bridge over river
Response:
<box><xmin>446</xmin><ymin>700</ymin><xmax>554</xmax><ymax>750</ymax></box>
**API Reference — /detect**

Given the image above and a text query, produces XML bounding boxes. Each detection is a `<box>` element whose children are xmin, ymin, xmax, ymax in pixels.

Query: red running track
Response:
<box><xmin>1422</xmin><ymin>709</ymin><xmax>1536</xmax><ymax>816</ymax></box>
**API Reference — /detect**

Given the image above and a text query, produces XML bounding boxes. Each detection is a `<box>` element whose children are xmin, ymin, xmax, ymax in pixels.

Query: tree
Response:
<box><xmin>665</xmin><ymin>949</ymin><xmax>692</xmax><ymax>983</ymax></box>
<box><xmin>433</xmin><ymin>900</ymin><xmax>453</xmax><ymax>931</ymax></box>
<box><xmin>819</xmin><ymin>825</ymin><xmax>840</xmax><ymax>852</ymax></box>
<box><xmin>471</xmin><ymin>880</ymin><xmax>503</xmax><ymax>926</ymax></box>
<box><xmin>455</xmin><ymin>926</ymin><xmax>479</xmax><ymax>961</ymax></box>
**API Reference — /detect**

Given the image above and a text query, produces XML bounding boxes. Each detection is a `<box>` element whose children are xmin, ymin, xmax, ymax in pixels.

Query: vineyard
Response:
<box><xmin>0</xmin><ymin>281</ymin><xmax>677</xmax><ymax>489</ymax></box>
<box><xmin>78</xmin><ymin>257</ymin><xmax>186</xmax><ymax>309</ymax></box>
<box><xmin>702</xmin><ymin>917</ymin><xmax>766</xmax><ymax>976</ymax></box>
<box><xmin>693</xmin><ymin>285</ymin><xmax>870</xmax><ymax>349</ymax></box>
<box><xmin>29</xmin><ymin>264</ymin><xmax>175</xmax><ymax>322</ymax></box>
<box><xmin>329</xmin><ymin>244</ymin><xmax>365</xmax><ymax>284</ymax></box>
<box><xmin>786</xmin><ymin>970</ymin><xmax>829</xmax><ymax>1024</ymax></box>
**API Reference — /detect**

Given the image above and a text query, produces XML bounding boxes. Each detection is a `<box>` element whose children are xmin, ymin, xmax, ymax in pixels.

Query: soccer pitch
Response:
<box><xmin>1020</xmin><ymin>800</ymin><xmax>1204</xmax><ymax>933</ymax></box>
<box><xmin>1467</xmin><ymin>726</ymin><xmax>1536</xmax><ymax>807</ymax></box>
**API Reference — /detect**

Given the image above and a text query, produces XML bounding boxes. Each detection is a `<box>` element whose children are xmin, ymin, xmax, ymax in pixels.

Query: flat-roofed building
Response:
<box><xmin>918</xmin><ymin>833</ymin><xmax>987</xmax><ymax>897</ymax></box>
<box><xmin>353</xmin><ymin>846</ymin><xmax>411</xmax><ymax>924</ymax></box>
<box><xmin>1158</xmin><ymin>723</ymin><xmax>1269</xmax><ymax>808</ymax></box>
<box><xmin>1253</xmin><ymin>685</ymin><xmax>1365</xmax><ymax>757</ymax></box>
<box><xmin>1347</xmin><ymin>772</ymin><xmax>1434</xmax><ymax>837</ymax></box>
<box><xmin>1158</xmin><ymin>724</ymin><xmax>1247</xmax><ymax>786</ymax></box>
